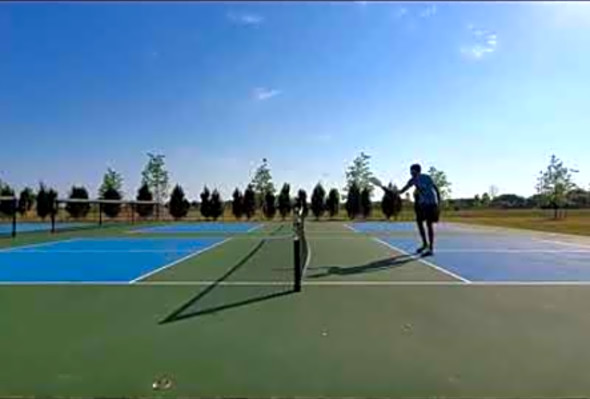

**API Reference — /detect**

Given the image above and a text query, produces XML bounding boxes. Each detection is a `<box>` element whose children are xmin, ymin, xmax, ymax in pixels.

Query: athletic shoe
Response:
<box><xmin>416</xmin><ymin>246</ymin><xmax>428</xmax><ymax>254</ymax></box>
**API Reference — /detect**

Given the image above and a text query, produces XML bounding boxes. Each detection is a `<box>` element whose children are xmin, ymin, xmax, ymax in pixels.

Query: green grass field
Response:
<box><xmin>3</xmin><ymin>220</ymin><xmax>590</xmax><ymax>398</ymax></box>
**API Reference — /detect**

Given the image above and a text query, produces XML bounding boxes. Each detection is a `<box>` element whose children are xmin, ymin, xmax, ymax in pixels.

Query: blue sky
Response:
<box><xmin>1</xmin><ymin>1</ymin><xmax>590</xmax><ymax>200</ymax></box>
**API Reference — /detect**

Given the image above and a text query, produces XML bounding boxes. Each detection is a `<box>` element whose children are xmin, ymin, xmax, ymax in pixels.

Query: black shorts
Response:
<box><xmin>414</xmin><ymin>203</ymin><xmax>440</xmax><ymax>223</ymax></box>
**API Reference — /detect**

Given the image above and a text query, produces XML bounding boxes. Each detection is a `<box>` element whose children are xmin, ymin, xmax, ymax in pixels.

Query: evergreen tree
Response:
<box><xmin>232</xmin><ymin>188</ymin><xmax>244</xmax><ymax>220</ymax></box>
<box><xmin>277</xmin><ymin>183</ymin><xmax>292</xmax><ymax>220</ymax></box>
<box><xmin>243</xmin><ymin>184</ymin><xmax>257</xmax><ymax>220</ymax></box>
<box><xmin>345</xmin><ymin>182</ymin><xmax>361</xmax><ymax>219</ymax></box>
<box><xmin>169</xmin><ymin>184</ymin><xmax>190</xmax><ymax>220</ymax></box>
<box><xmin>311</xmin><ymin>183</ymin><xmax>326</xmax><ymax>220</ymax></box>
<box><xmin>210</xmin><ymin>190</ymin><xmax>224</xmax><ymax>220</ymax></box>
<box><xmin>200</xmin><ymin>186</ymin><xmax>211</xmax><ymax>219</ymax></box>
<box><xmin>326</xmin><ymin>188</ymin><xmax>340</xmax><ymax>219</ymax></box>
<box><xmin>65</xmin><ymin>186</ymin><xmax>90</xmax><ymax>219</ymax></box>
<box><xmin>135</xmin><ymin>183</ymin><xmax>155</xmax><ymax>218</ymax></box>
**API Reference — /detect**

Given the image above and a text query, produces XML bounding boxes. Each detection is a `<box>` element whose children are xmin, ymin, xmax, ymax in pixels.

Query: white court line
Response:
<box><xmin>343</xmin><ymin>224</ymin><xmax>359</xmax><ymax>233</ymax></box>
<box><xmin>129</xmin><ymin>238</ymin><xmax>231</xmax><ymax>284</ymax></box>
<box><xmin>140</xmin><ymin>281</ymin><xmax>293</xmax><ymax>286</ymax></box>
<box><xmin>247</xmin><ymin>223</ymin><xmax>265</xmax><ymax>232</ymax></box>
<box><xmin>534</xmin><ymin>239</ymin><xmax>590</xmax><ymax>250</ymax></box>
<box><xmin>136</xmin><ymin>280</ymin><xmax>590</xmax><ymax>287</ymax></box>
<box><xmin>302</xmin><ymin>237</ymin><xmax>312</xmax><ymax>275</ymax></box>
<box><xmin>345</xmin><ymin>224</ymin><xmax>470</xmax><ymax>283</ymax></box>
<box><xmin>0</xmin><ymin>250</ymin><xmax>200</xmax><ymax>254</ymax></box>
<box><xmin>0</xmin><ymin>281</ymin><xmax>131</xmax><ymax>286</ymax></box>
<box><xmin>373</xmin><ymin>238</ymin><xmax>471</xmax><ymax>283</ymax></box>
<box><xmin>0</xmin><ymin>238</ymin><xmax>81</xmax><ymax>253</ymax></box>
<box><xmin>7</xmin><ymin>280</ymin><xmax>590</xmax><ymax>286</ymax></box>
<box><xmin>393</xmin><ymin>248</ymin><xmax>590</xmax><ymax>253</ymax></box>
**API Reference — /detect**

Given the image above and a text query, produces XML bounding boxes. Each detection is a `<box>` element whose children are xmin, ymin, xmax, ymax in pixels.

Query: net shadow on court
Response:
<box><xmin>159</xmin><ymin>238</ymin><xmax>295</xmax><ymax>324</ymax></box>
<box><xmin>306</xmin><ymin>254</ymin><xmax>418</xmax><ymax>279</ymax></box>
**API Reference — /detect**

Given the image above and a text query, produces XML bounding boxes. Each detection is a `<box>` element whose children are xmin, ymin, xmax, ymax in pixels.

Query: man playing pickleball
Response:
<box><xmin>398</xmin><ymin>163</ymin><xmax>441</xmax><ymax>256</ymax></box>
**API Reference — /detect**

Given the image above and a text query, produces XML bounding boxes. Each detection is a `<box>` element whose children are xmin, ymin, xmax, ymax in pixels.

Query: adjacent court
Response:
<box><xmin>0</xmin><ymin>221</ymin><xmax>91</xmax><ymax>235</ymax></box>
<box><xmin>3</xmin><ymin>220</ymin><xmax>590</xmax><ymax>398</ymax></box>
<box><xmin>0</xmin><ymin>237</ymin><xmax>226</xmax><ymax>283</ymax></box>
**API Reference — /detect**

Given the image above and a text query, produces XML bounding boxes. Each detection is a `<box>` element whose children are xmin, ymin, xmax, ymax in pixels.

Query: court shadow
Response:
<box><xmin>160</xmin><ymin>289</ymin><xmax>294</xmax><ymax>323</ymax></box>
<box><xmin>159</xmin><ymin>238</ymin><xmax>294</xmax><ymax>324</ymax></box>
<box><xmin>307</xmin><ymin>254</ymin><xmax>418</xmax><ymax>279</ymax></box>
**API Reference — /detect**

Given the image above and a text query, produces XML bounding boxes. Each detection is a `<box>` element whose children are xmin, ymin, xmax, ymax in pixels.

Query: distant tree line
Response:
<box><xmin>450</xmin><ymin>155</ymin><xmax>589</xmax><ymax>218</ymax></box>
<box><xmin>1</xmin><ymin>153</ymin><xmax>587</xmax><ymax>223</ymax></box>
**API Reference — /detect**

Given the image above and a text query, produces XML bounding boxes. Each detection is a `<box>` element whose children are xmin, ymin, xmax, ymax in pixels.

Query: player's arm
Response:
<box><xmin>398</xmin><ymin>179</ymin><xmax>414</xmax><ymax>194</ymax></box>
<box><xmin>434</xmin><ymin>184</ymin><xmax>441</xmax><ymax>205</ymax></box>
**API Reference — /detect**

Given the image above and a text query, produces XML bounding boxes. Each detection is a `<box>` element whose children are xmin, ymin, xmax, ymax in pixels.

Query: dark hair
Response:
<box><xmin>410</xmin><ymin>164</ymin><xmax>421</xmax><ymax>173</ymax></box>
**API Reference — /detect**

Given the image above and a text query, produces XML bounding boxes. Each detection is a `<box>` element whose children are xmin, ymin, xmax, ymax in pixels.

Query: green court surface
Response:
<box><xmin>3</xmin><ymin>222</ymin><xmax>590</xmax><ymax>398</ymax></box>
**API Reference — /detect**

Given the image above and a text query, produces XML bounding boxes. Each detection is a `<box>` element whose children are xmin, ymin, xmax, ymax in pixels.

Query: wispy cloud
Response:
<box><xmin>354</xmin><ymin>1</ymin><xmax>368</xmax><ymax>6</ymax></box>
<box><xmin>394</xmin><ymin>6</ymin><xmax>408</xmax><ymax>19</ymax></box>
<box><xmin>252</xmin><ymin>87</ymin><xmax>281</xmax><ymax>101</ymax></box>
<box><xmin>227</xmin><ymin>12</ymin><xmax>264</xmax><ymax>26</ymax></box>
<box><xmin>460</xmin><ymin>25</ymin><xmax>498</xmax><ymax>61</ymax></box>
<box><xmin>419</xmin><ymin>5</ymin><xmax>437</xmax><ymax>18</ymax></box>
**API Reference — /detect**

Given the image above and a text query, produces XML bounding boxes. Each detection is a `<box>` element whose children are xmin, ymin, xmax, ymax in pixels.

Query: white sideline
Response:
<box><xmin>6</xmin><ymin>280</ymin><xmax>590</xmax><ymax>286</ymax></box>
<box><xmin>534</xmin><ymin>239</ymin><xmax>590</xmax><ymax>250</ymax></box>
<box><xmin>247</xmin><ymin>223</ymin><xmax>265</xmax><ymax>232</ymax></box>
<box><xmin>0</xmin><ymin>238</ymin><xmax>81</xmax><ymax>253</ymax></box>
<box><xmin>344</xmin><ymin>223</ymin><xmax>470</xmax><ymax>283</ymax></box>
<box><xmin>129</xmin><ymin>238</ymin><xmax>231</xmax><ymax>284</ymax></box>
<box><xmin>373</xmin><ymin>238</ymin><xmax>471</xmax><ymax>283</ymax></box>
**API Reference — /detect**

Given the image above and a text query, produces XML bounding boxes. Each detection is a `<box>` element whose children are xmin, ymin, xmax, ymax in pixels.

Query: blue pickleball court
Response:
<box><xmin>0</xmin><ymin>237</ymin><xmax>226</xmax><ymax>283</ymax></box>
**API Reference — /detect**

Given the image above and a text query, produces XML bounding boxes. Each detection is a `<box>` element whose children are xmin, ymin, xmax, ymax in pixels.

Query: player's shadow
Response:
<box><xmin>159</xmin><ymin>239</ymin><xmax>295</xmax><ymax>324</ymax></box>
<box><xmin>306</xmin><ymin>254</ymin><xmax>418</xmax><ymax>279</ymax></box>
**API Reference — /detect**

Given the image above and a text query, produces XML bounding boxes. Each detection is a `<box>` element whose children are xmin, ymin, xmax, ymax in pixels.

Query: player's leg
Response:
<box><xmin>425</xmin><ymin>220</ymin><xmax>434</xmax><ymax>255</ymax></box>
<box><xmin>423</xmin><ymin>204</ymin><xmax>439</xmax><ymax>256</ymax></box>
<box><xmin>416</xmin><ymin>221</ymin><xmax>428</xmax><ymax>253</ymax></box>
<box><xmin>414</xmin><ymin>204</ymin><xmax>428</xmax><ymax>253</ymax></box>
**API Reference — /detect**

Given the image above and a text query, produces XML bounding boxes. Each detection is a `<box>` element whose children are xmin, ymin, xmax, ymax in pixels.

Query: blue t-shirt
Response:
<box><xmin>407</xmin><ymin>174</ymin><xmax>438</xmax><ymax>205</ymax></box>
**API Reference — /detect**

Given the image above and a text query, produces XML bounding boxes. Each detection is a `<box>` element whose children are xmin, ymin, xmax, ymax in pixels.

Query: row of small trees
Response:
<box><xmin>201</xmin><ymin>181</ymin><xmax>403</xmax><ymax>221</ymax></box>
<box><xmin>0</xmin><ymin>152</ymin><xmax>411</xmax><ymax>222</ymax></box>
<box><xmin>0</xmin><ymin>153</ymin><xmax>169</xmax><ymax>221</ymax></box>
<box><xmin>0</xmin><ymin>180</ymin><xmax>406</xmax><ymax>222</ymax></box>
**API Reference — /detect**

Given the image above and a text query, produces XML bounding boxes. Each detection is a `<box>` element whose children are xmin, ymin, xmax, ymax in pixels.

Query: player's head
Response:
<box><xmin>410</xmin><ymin>163</ymin><xmax>421</xmax><ymax>177</ymax></box>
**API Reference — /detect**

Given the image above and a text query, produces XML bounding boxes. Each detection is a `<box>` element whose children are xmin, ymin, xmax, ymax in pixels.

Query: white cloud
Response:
<box><xmin>419</xmin><ymin>5</ymin><xmax>437</xmax><ymax>18</ymax></box>
<box><xmin>460</xmin><ymin>25</ymin><xmax>498</xmax><ymax>61</ymax></box>
<box><xmin>227</xmin><ymin>12</ymin><xmax>264</xmax><ymax>26</ymax></box>
<box><xmin>252</xmin><ymin>87</ymin><xmax>281</xmax><ymax>101</ymax></box>
<box><xmin>354</xmin><ymin>1</ymin><xmax>368</xmax><ymax>6</ymax></box>
<box><xmin>460</xmin><ymin>45</ymin><xmax>494</xmax><ymax>60</ymax></box>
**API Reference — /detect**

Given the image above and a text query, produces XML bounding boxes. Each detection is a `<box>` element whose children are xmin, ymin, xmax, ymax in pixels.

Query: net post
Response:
<box><xmin>294</xmin><ymin>235</ymin><xmax>302</xmax><ymax>292</ymax></box>
<box><xmin>131</xmin><ymin>202</ymin><xmax>135</xmax><ymax>224</ymax></box>
<box><xmin>98</xmin><ymin>201</ymin><xmax>103</xmax><ymax>226</ymax></box>
<box><xmin>293</xmin><ymin>204</ymin><xmax>303</xmax><ymax>293</ymax></box>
